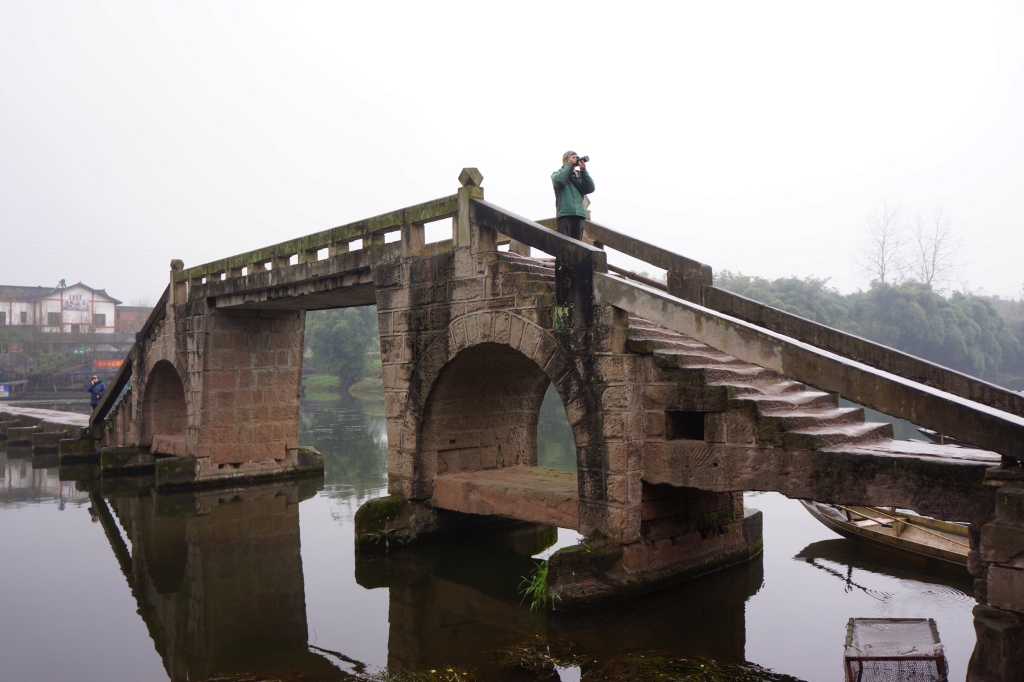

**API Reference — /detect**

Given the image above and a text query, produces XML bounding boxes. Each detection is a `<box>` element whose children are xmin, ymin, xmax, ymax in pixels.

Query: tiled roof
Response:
<box><xmin>0</xmin><ymin>283</ymin><xmax>123</xmax><ymax>305</ymax></box>
<box><xmin>0</xmin><ymin>285</ymin><xmax>56</xmax><ymax>301</ymax></box>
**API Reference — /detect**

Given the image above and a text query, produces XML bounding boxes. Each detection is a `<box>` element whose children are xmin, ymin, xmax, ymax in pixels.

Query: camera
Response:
<box><xmin>577</xmin><ymin>155</ymin><xmax>589</xmax><ymax>163</ymax></box>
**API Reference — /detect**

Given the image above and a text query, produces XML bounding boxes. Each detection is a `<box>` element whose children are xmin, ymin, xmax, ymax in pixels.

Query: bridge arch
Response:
<box><xmin>141</xmin><ymin>359</ymin><xmax>188</xmax><ymax>449</ymax></box>
<box><xmin>395</xmin><ymin>311</ymin><xmax>595</xmax><ymax>500</ymax></box>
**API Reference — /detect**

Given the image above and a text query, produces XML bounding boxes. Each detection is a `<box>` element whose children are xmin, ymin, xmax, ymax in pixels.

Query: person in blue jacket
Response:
<box><xmin>551</xmin><ymin>151</ymin><xmax>595</xmax><ymax>240</ymax></box>
<box><xmin>85</xmin><ymin>375</ymin><xmax>106</xmax><ymax>410</ymax></box>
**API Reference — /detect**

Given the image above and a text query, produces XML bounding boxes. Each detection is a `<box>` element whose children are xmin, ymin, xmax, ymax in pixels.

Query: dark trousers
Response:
<box><xmin>556</xmin><ymin>216</ymin><xmax>585</xmax><ymax>241</ymax></box>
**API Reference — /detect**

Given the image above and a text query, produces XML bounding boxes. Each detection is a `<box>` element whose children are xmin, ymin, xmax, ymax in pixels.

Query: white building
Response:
<box><xmin>0</xmin><ymin>282</ymin><xmax>121</xmax><ymax>334</ymax></box>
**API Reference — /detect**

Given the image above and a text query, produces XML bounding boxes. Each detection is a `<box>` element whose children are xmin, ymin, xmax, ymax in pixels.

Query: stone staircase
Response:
<box><xmin>626</xmin><ymin>316</ymin><xmax>894</xmax><ymax>450</ymax></box>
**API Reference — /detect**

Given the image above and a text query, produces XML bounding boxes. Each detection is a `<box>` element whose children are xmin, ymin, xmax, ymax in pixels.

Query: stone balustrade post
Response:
<box><xmin>456</xmin><ymin>168</ymin><xmax>484</xmax><ymax>248</ymax></box>
<box><xmin>508</xmin><ymin>239</ymin><xmax>531</xmax><ymax>256</ymax></box>
<box><xmin>170</xmin><ymin>260</ymin><xmax>186</xmax><ymax>304</ymax></box>
<box><xmin>666</xmin><ymin>261</ymin><xmax>712</xmax><ymax>307</ymax></box>
<box><xmin>400</xmin><ymin>223</ymin><xmax>425</xmax><ymax>258</ymax></box>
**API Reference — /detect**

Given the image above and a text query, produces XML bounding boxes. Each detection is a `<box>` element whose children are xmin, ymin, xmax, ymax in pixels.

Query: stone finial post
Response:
<box><xmin>170</xmin><ymin>259</ymin><xmax>186</xmax><ymax>304</ymax></box>
<box><xmin>455</xmin><ymin>168</ymin><xmax>484</xmax><ymax>248</ymax></box>
<box><xmin>666</xmin><ymin>262</ymin><xmax>713</xmax><ymax>307</ymax></box>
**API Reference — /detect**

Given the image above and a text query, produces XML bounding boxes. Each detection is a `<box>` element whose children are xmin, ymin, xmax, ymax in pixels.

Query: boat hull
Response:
<box><xmin>800</xmin><ymin>501</ymin><xmax>968</xmax><ymax>568</ymax></box>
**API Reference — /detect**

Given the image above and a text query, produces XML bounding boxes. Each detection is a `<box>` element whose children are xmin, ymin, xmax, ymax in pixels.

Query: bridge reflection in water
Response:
<box><xmin>95</xmin><ymin>480</ymin><xmax>346</xmax><ymax>681</ymax></box>
<box><xmin>356</xmin><ymin>524</ymin><xmax>760</xmax><ymax>673</ymax></box>
<box><xmin>92</xmin><ymin>472</ymin><xmax>761</xmax><ymax>680</ymax></box>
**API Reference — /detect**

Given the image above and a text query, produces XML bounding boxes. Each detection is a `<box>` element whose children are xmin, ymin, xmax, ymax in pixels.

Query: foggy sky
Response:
<box><xmin>2</xmin><ymin>1</ymin><xmax>1023</xmax><ymax>304</ymax></box>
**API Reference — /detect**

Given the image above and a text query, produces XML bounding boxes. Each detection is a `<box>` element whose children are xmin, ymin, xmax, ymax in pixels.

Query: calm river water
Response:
<box><xmin>0</xmin><ymin>390</ymin><xmax>978</xmax><ymax>681</ymax></box>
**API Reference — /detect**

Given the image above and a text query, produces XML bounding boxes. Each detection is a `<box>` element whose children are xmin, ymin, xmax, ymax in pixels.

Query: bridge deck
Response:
<box><xmin>433</xmin><ymin>467</ymin><xmax>579</xmax><ymax>530</ymax></box>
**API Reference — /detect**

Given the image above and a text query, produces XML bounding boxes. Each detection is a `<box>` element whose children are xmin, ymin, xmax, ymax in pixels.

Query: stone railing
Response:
<box><xmin>89</xmin><ymin>285</ymin><xmax>169</xmax><ymax>428</ymax></box>
<box><xmin>472</xmin><ymin>200</ymin><xmax>607</xmax><ymax>325</ymax></box>
<box><xmin>595</xmin><ymin>273</ymin><xmax>1024</xmax><ymax>462</ymax></box>
<box><xmin>564</xmin><ymin>217</ymin><xmax>1024</xmax><ymax>422</ymax></box>
<box><xmin>170</xmin><ymin>195</ymin><xmax>461</xmax><ymax>303</ymax></box>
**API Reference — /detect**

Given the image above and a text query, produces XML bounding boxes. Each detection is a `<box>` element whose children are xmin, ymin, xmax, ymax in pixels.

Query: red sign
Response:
<box><xmin>93</xmin><ymin>359</ymin><xmax>123</xmax><ymax>370</ymax></box>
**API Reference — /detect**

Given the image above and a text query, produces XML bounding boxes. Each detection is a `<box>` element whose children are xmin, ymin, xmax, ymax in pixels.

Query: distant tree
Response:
<box><xmin>26</xmin><ymin>352</ymin><xmax>67</xmax><ymax>391</ymax></box>
<box><xmin>304</xmin><ymin>307</ymin><xmax>379</xmax><ymax>390</ymax></box>
<box><xmin>715</xmin><ymin>271</ymin><xmax>860</xmax><ymax>332</ymax></box>
<box><xmin>853</xmin><ymin>282</ymin><xmax>1023</xmax><ymax>380</ymax></box>
<box><xmin>715</xmin><ymin>274</ymin><xmax>1024</xmax><ymax>387</ymax></box>
<box><xmin>857</xmin><ymin>200</ymin><xmax>907</xmax><ymax>285</ymax></box>
<box><xmin>909</xmin><ymin>209</ymin><xmax>963</xmax><ymax>288</ymax></box>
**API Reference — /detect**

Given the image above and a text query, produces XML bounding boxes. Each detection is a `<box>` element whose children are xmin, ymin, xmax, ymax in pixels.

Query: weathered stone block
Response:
<box><xmin>0</xmin><ymin>419</ymin><xmax>21</xmax><ymax>438</ymax></box>
<box><xmin>100</xmin><ymin>446</ymin><xmax>156</xmax><ymax>476</ymax></box>
<box><xmin>155</xmin><ymin>455</ymin><xmax>200</xmax><ymax>487</ymax></box>
<box><xmin>996</xmin><ymin>485</ymin><xmax>1024</xmax><ymax>528</ymax></box>
<box><xmin>31</xmin><ymin>431</ymin><xmax>65</xmax><ymax>454</ymax></box>
<box><xmin>354</xmin><ymin>494</ymin><xmax>520</xmax><ymax>550</ymax></box>
<box><xmin>373</xmin><ymin>262</ymin><xmax>403</xmax><ymax>288</ymax></box>
<box><xmin>6</xmin><ymin>425</ymin><xmax>39</xmax><ymax>446</ymax></box>
<box><xmin>600</xmin><ymin>385</ymin><xmax>631</xmax><ymax>411</ymax></box>
<box><xmin>725</xmin><ymin>409</ymin><xmax>756</xmax><ymax>445</ymax></box>
<box><xmin>59</xmin><ymin>437</ymin><xmax>98</xmax><ymax>460</ymax></box>
<box><xmin>982</xmin><ymin>522</ymin><xmax>1024</xmax><ymax>564</ymax></box>
<box><xmin>988</xmin><ymin>566</ymin><xmax>1024</xmax><ymax>614</ymax></box>
<box><xmin>968</xmin><ymin>605</ymin><xmax>1024</xmax><ymax>682</ymax></box>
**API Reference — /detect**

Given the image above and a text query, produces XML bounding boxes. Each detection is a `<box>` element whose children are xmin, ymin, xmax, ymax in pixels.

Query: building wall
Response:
<box><xmin>0</xmin><ymin>301</ymin><xmax>36</xmax><ymax>326</ymax></box>
<box><xmin>0</xmin><ymin>284</ymin><xmax>119</xmax><ymax>334</ymax></box>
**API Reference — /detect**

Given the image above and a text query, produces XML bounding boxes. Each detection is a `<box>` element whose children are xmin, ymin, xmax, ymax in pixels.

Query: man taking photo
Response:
<box><xmin>85</xmin><ymin>375</ymin><xmax>106</xmax><ymax>412</ymax></box>
<box><xmin>551</xmin><ymin>151</ymin><xmax>595</xmax><ymax>241</ymax></box>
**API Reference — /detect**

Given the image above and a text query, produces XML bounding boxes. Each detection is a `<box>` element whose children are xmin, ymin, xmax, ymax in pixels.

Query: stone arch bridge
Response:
<box><xmin>87</xmin><ymin>169</ymin><xmax>1024</xmax><ymax>679</ymax></box>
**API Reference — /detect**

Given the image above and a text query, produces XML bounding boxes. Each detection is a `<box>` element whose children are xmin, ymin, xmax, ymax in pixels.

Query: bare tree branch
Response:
<box><xmin>858</xmin><ymin>199</ymin><xmax>907</xmax><ymax>285</ymax></box>
<box><xmin>909</xmin><ymin>208</ymin><xmax>964</xmax><ymax>289</ymax></box>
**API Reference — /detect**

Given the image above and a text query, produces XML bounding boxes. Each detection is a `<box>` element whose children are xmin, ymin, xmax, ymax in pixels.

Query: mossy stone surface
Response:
<box><xmin>155</xmin><ymin>456</ymin><xmax>199</xmax><ymax>487</ymax></box>
<box><xmin>59</xmin><ymin>437</ymin><xmax>98</xmax><ymax>460</ymax></box>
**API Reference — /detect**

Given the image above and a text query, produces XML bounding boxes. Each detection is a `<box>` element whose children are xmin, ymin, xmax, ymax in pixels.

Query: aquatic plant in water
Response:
<box><xmin>518</xmin><ymin>559</ymin><xmax>552</xmax><ymax>611</ymax></box>
<box><xmin>493</xmin><ymin>636</ymin><xmax>587</xmax><ymax>675</ymax></box>
<box><xmin>583</xmin><ymin>653</ymin><xmax>805</xmax><ymax>681</ymax></box>
<box><xmin>370</xmin><ymin>667</ymin><xmax>474</xmax><ymax>682</ymax></box>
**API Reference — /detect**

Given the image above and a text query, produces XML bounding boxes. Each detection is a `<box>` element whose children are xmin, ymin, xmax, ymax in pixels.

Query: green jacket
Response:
<box><xmin>551</xmin><ymin>162</ymin><xmax>595</xmax><ymax>218</ymax></box>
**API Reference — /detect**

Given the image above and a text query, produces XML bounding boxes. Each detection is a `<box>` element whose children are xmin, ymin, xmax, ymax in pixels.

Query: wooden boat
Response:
<box><xmin>917</xmin><ymin>426</ymin><xmax>979</xmax><ymax>449</ymax></box>
<box><xmin>800</xmin><ymin>500</ymin><xmax>969</xmax><ymax>567</ymax></box>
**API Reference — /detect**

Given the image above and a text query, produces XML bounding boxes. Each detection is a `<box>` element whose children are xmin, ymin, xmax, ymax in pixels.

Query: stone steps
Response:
<box><xmin>499</xmin><ymin>252</ymin><xmax>556</xmax><ymax>281</ymax></box>
<box><xmin>784</xmin><ymin>421</ymin><xmax>894</xmax><ymax>449</ymax></box>
<box><xmin>729</xmin><ymin>390</ymin><xmax>838</xmax><ymax>412</ymax></box>
<box><xmin>760</xmin><ymin>406</ymin><xmax>864</xmax><ymax>430</ymax></box>
<box><xmin>627</xmin><ymin>318</ymin><xmax>891</xmax><ymax>451</ymax></box>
